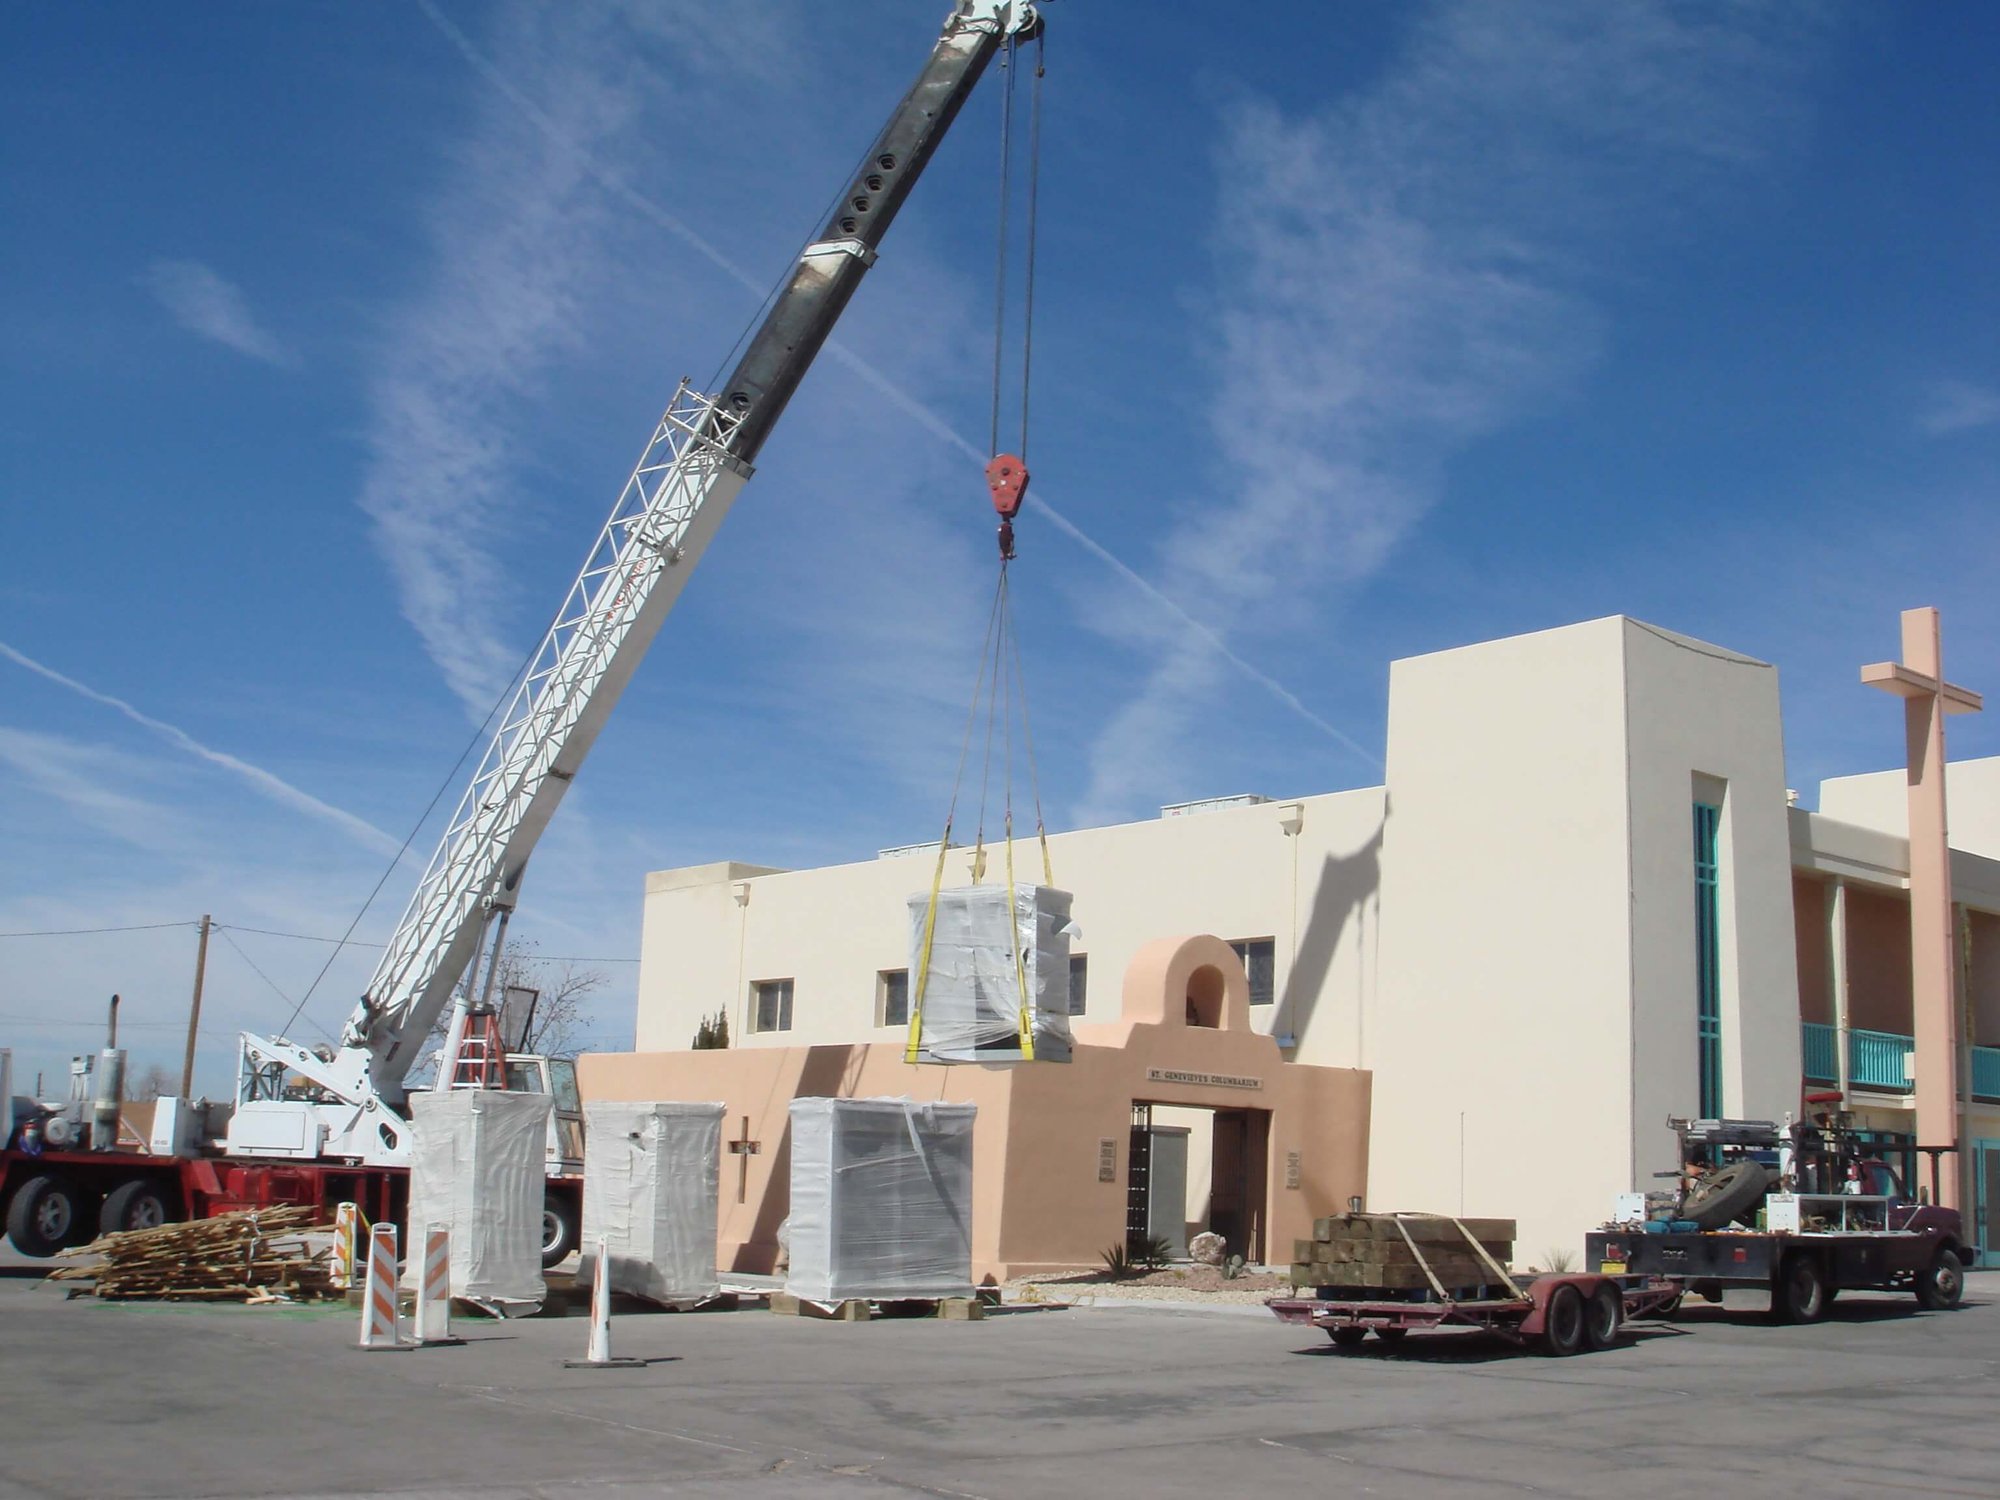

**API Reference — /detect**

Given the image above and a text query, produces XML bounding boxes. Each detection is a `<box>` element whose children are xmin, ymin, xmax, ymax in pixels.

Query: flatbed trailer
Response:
<box><xmin>1270</xmin><ymin>1275</ymin><xmax>1683</xmax><ymax>1356</ymax></box>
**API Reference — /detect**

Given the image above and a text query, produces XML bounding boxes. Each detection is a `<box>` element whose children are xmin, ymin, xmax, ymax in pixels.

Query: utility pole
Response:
<box><xmin>181</xmin><ymin>914</ymin><xmax>211</xmax><ymax>1099</ymax></box>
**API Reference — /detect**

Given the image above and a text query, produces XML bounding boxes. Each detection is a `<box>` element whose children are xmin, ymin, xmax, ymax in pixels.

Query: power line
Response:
<box><xmin>0</xmin><ymin>920</ymin><xmax>200</xmax><ymax>939</ymax></box>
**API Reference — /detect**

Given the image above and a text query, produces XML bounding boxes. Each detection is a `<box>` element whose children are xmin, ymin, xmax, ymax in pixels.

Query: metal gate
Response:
<box><xmin>1125</xmin><ymin>1103</ymin><xmax>1153</xmax><ymax>1253</ymax></box>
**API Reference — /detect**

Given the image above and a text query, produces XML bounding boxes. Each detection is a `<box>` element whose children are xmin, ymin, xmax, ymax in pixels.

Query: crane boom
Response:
<box><xmin>227</xmin><ymin>1</ymin><xmax>1040</xmax><ymax>1159</ymax></box>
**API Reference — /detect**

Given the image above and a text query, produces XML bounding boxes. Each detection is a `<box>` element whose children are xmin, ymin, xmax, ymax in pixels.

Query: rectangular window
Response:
<box><xmin>879</xmin><ymin>969</ymin><xmax>909</xmax><ymax>1028</ymax></box>
<box><xmin>1230</xmin><ymin>938</ymin><xmax>1276</xmax><ymax>1006</ymax></box>
<box><xmin>1694</xmin><ymin>803</ymin><xmax>1722</xmax><ymax>1117</ymax></box>
<box><xmin>1068</xmin><ymin>955</ymin><xmax>1088</xmax><ymax>1016</ymax></box>
<box><xmin>752</xmin><ymin>978</ymin><xmax>794</xmax><ymax>1034</ymax></box>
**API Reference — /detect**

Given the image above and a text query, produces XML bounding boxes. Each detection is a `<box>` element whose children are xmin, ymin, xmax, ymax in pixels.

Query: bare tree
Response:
<box><xmin>418</xmin><ymin>939</ymin><xmax>609</xmax><ymax>1080</ymax></box>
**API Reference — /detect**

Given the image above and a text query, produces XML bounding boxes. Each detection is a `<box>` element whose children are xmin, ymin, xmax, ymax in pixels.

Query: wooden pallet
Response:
<box><xmin>767</xmin><ymin>1291</ymin><xmax>983</xmax><ymax>1322</ymax></box>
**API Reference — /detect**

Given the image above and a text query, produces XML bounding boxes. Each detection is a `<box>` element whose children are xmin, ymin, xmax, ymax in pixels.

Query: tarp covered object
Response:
<box><xmin>579</xmin><ymin>1101</ymin><xmax>724</xmax><ymax>1303</ymax></box>
<box><xmin>405</xmin><ymin>1088</ymin><xmax>551</xmax><ymax>1304</ymax></box>
<box><xmin>908</xmin><ymin>883</ymin><xmax>1074</xmax><ymax>1063</ymax></box>
<box><xmin>785</xmin><ymin>1097</ymin><xmax>976</xmax><ymax>1303</ymax></box>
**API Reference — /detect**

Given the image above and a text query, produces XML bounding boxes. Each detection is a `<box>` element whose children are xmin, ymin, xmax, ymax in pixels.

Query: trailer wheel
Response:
<box><xmin>1915</xmin><ymin>1248</ymin><xmax>1964</xmax><ymax>1310</ymax></box>
<box><xmin>1584</xmin><ymin>1283</ymin><xmax>1622</xmax><ymax>1349</ymax></box>
<box><xmin>1326</xmin><ymin>1326</ymin><xmax>1367</xmax><ymax>1347</ymax></box>
<box><xmin>99</xmin><ymin>1178</ymin><xmax>176</xmax><ymax>1237</ymax></box>
<box><xmin>541</xmin><ymin>1192</ymin><xmax>579</xmax><ymax>1268</ymax></box>
<box><xmin>5</xmin><ymin>1173</ymin><xmax>86</xmax><ymax>1258</ymax></box>
<box><xmin>1372</xmin><ymin>1326</ymin><xmax>1408</xmax><ymax>1345</ymax></box>
<box><xmin>1680</xmin><ymin>1160</ymin><xmax>1771</xmax><ymax>1230</ymax></box>
<box><xmin>1540</xmin><ymin>1285</ymin><xmax>1586</xmax><ymax>1357</ymax></box>
<box><xmin>1775</xmin><ymin>1254</ymin><xmax>1827</xmax><ymax>1323</ymax></box>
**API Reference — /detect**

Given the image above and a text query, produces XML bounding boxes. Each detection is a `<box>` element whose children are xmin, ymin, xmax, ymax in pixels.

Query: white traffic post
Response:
<box><xmin>330</xmin><ymin>1202</ymin><xmax>360</xmax><ymax>1291</ymax></box>
<box><xmin>564</xmin><ymin>1236</ymin><xmax>643</xmax><ymax>1368</ymax></box>
<box><xmin>413</xmin><ymin>1223</ymin><xmax>462</xmax><ymax>1346</ymax></box>
<box><xmin>357</xmin><ymin>1222</ymin><xmax>407</xmax><ymax>1351</ymax></box>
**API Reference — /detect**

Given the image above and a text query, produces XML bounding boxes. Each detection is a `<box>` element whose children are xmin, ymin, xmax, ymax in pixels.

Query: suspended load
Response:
<box><xmin>785</xmin><ymin>1097</ymin><xmax>976</xmax><ymax>1303</ymax></box>
<box><xmin>907</xmin><ymin>883</ymin><xmax>1074</xmax><ymax>1063</ymax></box>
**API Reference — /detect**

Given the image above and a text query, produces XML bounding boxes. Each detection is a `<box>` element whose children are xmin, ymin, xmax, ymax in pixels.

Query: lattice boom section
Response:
<box><xmin>354</xmin><ymin>387</ymin><xmax>747</xmax><ymax>1056</ymax></box>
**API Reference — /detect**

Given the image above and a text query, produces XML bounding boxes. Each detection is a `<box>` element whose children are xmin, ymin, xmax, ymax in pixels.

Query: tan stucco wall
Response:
<box><xmin>1820</xmin><ymin>757</ymin><xmax>2000</xmax><ymax>861</ymax></box>
<box><xmin>584</xmin><ymin>935</ymin><xmax>1370</xmax><ymax>1281</ymax></box>
<box><xmin>636</xmin><ymin>788</ymin><xmax>1386</xmax><ymax>1070</ymax></box>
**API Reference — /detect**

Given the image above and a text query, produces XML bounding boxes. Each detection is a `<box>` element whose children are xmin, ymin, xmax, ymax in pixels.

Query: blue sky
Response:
<box><xmin>3</xmin><ymin>1</ymin><xmax>1996</xmax><ymax>1097</ymax></box>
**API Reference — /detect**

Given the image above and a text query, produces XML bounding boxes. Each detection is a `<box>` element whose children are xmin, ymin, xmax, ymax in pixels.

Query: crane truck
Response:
<box><xmin>2</xmin><ymin>0</ymin><xmax>1044</xmax><ymax>1265</ymax></box>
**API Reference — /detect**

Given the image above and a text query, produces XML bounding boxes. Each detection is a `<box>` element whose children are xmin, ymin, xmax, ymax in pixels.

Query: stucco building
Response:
<box><xmin>584</xmin><ymin>615</ymin><xmax>2000</xmax><ymax>1272</ymax></box>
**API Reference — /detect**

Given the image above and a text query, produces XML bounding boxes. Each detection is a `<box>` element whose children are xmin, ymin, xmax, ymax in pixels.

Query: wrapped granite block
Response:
<box><xmin>578</xmin><ymin>1101</ymin><xmax>725</xmax><ymax>1303</ymax></box>
<box><xmin>785</xmin><ymin>1097</ymin><xmax>975</xmax><ymax>1302</ymax></box>
<box><xmin>907</xmin><ymin>883</ymin><xmax>1074</xmax><ymax>1063</ymax></box>
<box><xmin>405</xmin><ymin>1088</ymin><xmax>552</xmax><ymax>1305</ymax></box>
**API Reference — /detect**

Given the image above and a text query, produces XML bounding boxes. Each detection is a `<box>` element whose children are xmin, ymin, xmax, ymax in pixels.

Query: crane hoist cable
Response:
<box><xmin>907</xmin><ymin>30</ymin><xmax>1051</xmax><ymax>1064</ymax></box>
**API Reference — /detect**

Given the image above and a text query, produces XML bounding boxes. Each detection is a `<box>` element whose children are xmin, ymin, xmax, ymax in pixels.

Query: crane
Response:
<box><xmin>224</xmin><ymin>0</ymin><xmax>1045</xmax><ymax>1168</ymax></box>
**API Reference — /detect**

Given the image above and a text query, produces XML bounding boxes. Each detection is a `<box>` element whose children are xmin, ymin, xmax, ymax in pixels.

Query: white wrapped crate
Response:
<box><xmin>578</xmin><ymin>1101</ymin><xmax>724</xmax><ymax>1303</ymax></box>
<box><xmin>405</xmin><ymin>1088</ymin><xmax>551</xmax><ymax>1305</ymax></box>
<box><xmin>907</xmin><ymin>883</ymin><xmax>1073</xmax><ymax>1063</ymax></box>
<box><xmin>785</xmin><ymin>1098</ymin><xmax>975</xmax><ymax>1303</ymax></box>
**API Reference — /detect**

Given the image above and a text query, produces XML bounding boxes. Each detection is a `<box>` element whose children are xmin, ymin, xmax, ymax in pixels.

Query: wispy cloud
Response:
<box><xmin>0</xmin><ymin>641</ymin><xmax>399</xmax><ymax>856</ymax></box>
<box><xmin>1076</xmin><ymin>0</ymin><xmax>1828</xmax><ymax>821</ymax></box>
<box><xmin>142</xmin><ymin>259</ymin><xmax>294</xmax><ymax>366</ymax></box>
<box><xmin>1918</xmin><ymin>380</ymin><xmax>2000</xmax><ymax>436</ymax></box>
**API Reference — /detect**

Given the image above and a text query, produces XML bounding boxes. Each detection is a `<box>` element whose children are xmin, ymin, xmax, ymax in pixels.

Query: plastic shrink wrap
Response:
<box><xmin>785</xmin><ymin>1097</ymin><xmax>976</xmax><ymax>1302</ymax></box>
<box><xmin>907</xmin><ymin>883</ymin><xmax>1073</xmax><ymax>1063</ymax></box>
<box><xmin>578</xmin><ymin>1101</ymin><xmax>724</xmax><ymax>1303</ymax></box>
<box><xmin>405</xmin><ymin>1088</ymin><xmax>551</xmax><ymax>1305</ymax></box>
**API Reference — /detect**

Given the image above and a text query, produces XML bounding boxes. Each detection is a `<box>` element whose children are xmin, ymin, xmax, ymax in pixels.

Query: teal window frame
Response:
<box><xmin>1694</xmin><ymin>802</ymin><xmax>1723</xmax><ymax>1117</ymax></box>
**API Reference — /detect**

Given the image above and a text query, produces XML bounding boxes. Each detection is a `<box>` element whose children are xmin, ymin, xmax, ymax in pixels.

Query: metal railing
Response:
<box><xmin>1801</xmin><ymin>1022</ymin><xmax>1838</xmax><ymax>1082</ymax></box>
<box><xmin>1972</xmin><ymin>1044</ymin><xmax>2000</xmax><ymax>1102</ymax></box>
<box><xmin>1849</xmin><ymin>1028</ymin><xmax>1915</xmax><ymax>1092</ymax></box>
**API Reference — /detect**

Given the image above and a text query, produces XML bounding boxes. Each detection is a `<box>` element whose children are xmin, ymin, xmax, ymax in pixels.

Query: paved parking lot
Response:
<box><xmin>2</xmin><ymin>1268</ymin><xmax>1995</xmax><ymax>1500</ymax></box>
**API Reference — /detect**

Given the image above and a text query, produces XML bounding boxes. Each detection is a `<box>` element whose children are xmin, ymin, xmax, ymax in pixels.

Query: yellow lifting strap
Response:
<box><xmin>904</xmin><ymin>819</ymin><xmax>955</xmax><ymax>1064</ymax></box>
<box><xmin>1005</xmin><ymin>810</ymin><xmax>1035</xmax><ymax>1060</ymax></box>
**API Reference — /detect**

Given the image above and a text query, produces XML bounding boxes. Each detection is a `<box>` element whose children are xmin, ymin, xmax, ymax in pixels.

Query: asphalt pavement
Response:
<box><xmin>2</xmin><ymin>1264</ymin><xmax>1995</xmax><ymax>1500</ymax></box>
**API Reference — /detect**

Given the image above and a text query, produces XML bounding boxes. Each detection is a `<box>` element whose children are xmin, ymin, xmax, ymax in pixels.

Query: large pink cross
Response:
<box><xmin>1862</xmin><ymin>607</ymin><xmax>1982</xmax><ymax>1208</ymax></box>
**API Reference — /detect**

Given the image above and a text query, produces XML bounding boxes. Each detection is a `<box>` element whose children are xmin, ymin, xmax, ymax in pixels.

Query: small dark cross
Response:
<box><xmin>727</xmin><ymin>1114</ymin><xmax>761</xmax><ymax>1204</ymax></box>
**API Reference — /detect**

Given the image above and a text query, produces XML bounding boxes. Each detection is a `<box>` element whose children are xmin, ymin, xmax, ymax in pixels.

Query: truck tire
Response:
<box><xmin>1680</xmin><ymin>1161</ymin><xmax>1771</xmax><ymax>1231</ymax></box>
<box><xmin>1915</xmin><ymin>1248</ymin><xmax>1965</xmax><ymax>1310</ymax></box>
<box><xmin>1327</xmin><ymin>1326</ymin><xmax>1367</xmax><ymax>1347</ymax></box>
<box><xmin>1372</xmin><ymin>1326</ymin><xmax>1408</xmax><ymax>1345</ymax></box>
<box><xmin>1584</xmin><ymin>1283</ymin><xmax>1622</xmax><ymax>1349</ymax></box>
<box><xmin>99</xmin><ymin>1178</ymin><xmax>176</xmax><ymax>1237</ymax></box>
<box><xmin>6</xmin><ymin>1173</ymin><xmax>87</xmax><ymax>1258</ymax></box>
<box><xmin>1540</xmin><ymin>1284</ymin><xmax>1586</xmax><ymax>1357</ymax></box>
<box><xmin>1775</xmin><ymin>1253</ymin><xmax>1827</xmax><ymax>1323</ymax></box>
<box><xmin>541</xmin><ymin>1192</ymin><xmax>579</xmax><ymax>1268</ymax></box>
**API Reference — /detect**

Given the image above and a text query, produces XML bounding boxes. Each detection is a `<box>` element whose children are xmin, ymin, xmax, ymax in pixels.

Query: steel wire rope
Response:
<box><xmin>988</xmin><ymin>35</ymin><xmax>1016</xmax><ymax>458</ymax></box>
<box><xmin>0</xmin><ymin>920</ymin><xmax>198</xmax><ymax>939</ymax></box>
<box><xmin>1018</xmin><ymin>28</ymin><xmax>1044</xmax><ymax>461</ymax></box>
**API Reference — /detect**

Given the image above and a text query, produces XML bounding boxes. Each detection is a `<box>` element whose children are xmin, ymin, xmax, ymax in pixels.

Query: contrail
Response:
<box><xmin>0</xmin><ymin>642</ymin><xmax>402</xmax><ymax>857</ymax></box>
<box><xmin>413</xmin><ymin>0</ymin><xmax>1372</xmax><ymax>766</ymax></box>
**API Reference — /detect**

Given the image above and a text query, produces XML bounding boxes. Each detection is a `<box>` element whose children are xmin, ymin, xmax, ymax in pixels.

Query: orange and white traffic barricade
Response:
<box><xmin>357</xmin><ymin>1222</ymin><xmax>407</xmax><ymax>1352</ymax></box>
<box><xmin>413</xmin><ymin>1223</ymin><xmax>462</xmax><ymax>1346</ymax></box>
<box><xmin>330</xmin><ymin>1202</ymin><xmax>361</xmax><ymax>1291</ymax></box>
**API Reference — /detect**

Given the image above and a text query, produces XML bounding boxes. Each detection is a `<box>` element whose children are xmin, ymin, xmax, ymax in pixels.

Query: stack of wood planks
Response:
<box><xmin>48</xmin><ymin>1206</ymin><xmax>340</xmax><ymax>1302</ymax></box>
<box><xmin>1290</xmin><ymin>1213</ymin><xmax>1516</xmax><ymax>1293</ymax></box>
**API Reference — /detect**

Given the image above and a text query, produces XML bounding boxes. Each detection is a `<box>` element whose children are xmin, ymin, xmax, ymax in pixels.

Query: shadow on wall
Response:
<box><xmin>1277</xmin><ymin>812</ymin><xmax>1384</xmax><ymax>1054</ymax></box>
<box><xmin>733</xmin><ymin>1043</ymin><xmax>869</xmax><ymax>1274</ymax></box>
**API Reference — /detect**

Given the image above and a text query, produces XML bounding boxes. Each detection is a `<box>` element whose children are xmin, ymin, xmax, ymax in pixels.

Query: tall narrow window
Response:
<box><xmin>1693</xmin><ymin>802</ymin><xmax>1722</xmax><ymax>1117</ymax></box>
<box><xmin>878</xmin><ymin>969</ymin><xmax>909</xmax><ymax>1028</ymax></box>
<box><xmin>1230</xmin><ymin>938</ymin><xmax>1276</xmax><ymax>1006</ymax></box>
<box><xmin>1068</xmin><ymin>955</ymin><xmax>1088</xmax><ymax>1016</ymax></box>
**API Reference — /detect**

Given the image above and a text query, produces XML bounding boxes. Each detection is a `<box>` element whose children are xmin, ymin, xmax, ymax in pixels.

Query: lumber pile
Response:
<box><xmin>1290</xmin><ymin>1213</ymin><xmax>1516</xmax><ymax>1293</ymax></box>
<box><xmin>47</xmin><ymin>1206</ymin><xmax>340</xmax><ymax>1302</ymax></box>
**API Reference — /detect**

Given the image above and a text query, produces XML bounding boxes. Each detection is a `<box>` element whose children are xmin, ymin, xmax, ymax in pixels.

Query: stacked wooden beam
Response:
<box><xmin>47</xmin><ymin>1206</ymin><xmax>339</xmax><ymax>1302</ymax></box>
<box><xmin>1290</xmin><ymin>1214</ymin><xmax>1516</xmax><ymax>1292</ymax></box>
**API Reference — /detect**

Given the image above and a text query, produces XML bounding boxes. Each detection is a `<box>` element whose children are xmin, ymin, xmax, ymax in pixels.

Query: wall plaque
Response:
<box><xmin>1285</xmin><ymin>1149</ymin><xmax>1302</xmax><ymax>1189</ymax></box>
<box><xmin>1097</xmin><ymin>1137</ymin><xmax>1118</xmax><ymax>1183</ymax></box>
<box><xmin>1143</xmin><ymin>1067</ymin><xmax>1262</xmax><ymax>1091</ymax></box>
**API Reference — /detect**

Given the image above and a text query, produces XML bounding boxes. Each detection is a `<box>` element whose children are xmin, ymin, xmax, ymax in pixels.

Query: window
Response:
<box><xmin>752</xmin><ymin>978</ymin><xmax>794</xmax><ymax>1034</ymax></box>
<box><xmin>879</xmin><ymin>969</ymin><xmax>910</xmax><ymax>1027</ymax></box>
<box><xmin>1693</xmin><ymin>803</ymin><xmax>1722</xmax><ymax>1117</ymax></box>
<box><xmin>1068</xmin><ymin>955</ymin><xmax>1088</xmax><ymax>1016</ymax></box>
<box><xmin>1230</xmin><ymin>938</ymin><xmax>1276</xmax><ymax>1006</ymax></box>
